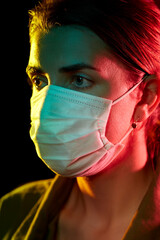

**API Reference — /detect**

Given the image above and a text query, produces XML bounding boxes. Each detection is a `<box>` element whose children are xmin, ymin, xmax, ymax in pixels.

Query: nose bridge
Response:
<box><xmin>47</xmin><ymin>72</ymin><xmax>55</xmax><ymax>86</ymax></box>
<box><xmin>47</xmin><ymin>72</ymin><xmax>64</xmax><ymax>88</ymax></box>
<box><xmin>45</xmin><ymin>64</ymin><xmax>61</xmax><ymax>87</ymax></box>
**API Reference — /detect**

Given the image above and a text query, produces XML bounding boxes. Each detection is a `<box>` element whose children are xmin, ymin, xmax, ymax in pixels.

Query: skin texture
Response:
<box><xmin>27</xmin><ymin>25</ymin><xmax>160</xmax><ymax>240</ymax></box>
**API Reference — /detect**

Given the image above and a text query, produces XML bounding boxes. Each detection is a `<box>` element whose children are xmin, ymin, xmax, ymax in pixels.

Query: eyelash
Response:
<box><xmin>28</xmin><ymin>74</ymin><xmax>94</xmax><ymax>91</ymax></box>
<box><xmin>71</xmin><ymin>75</ymin><xmax>94</xmax><ymax>91</ymax></box>
<box><xmin>29</xmin><ymin>75</ymin><xmax>48</xmax><ymax>90</ymax></box>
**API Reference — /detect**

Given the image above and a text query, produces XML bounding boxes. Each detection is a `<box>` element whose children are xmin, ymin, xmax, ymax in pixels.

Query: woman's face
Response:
<box><xmin>27</xmin><ymin>25</ymin><xmax>139</xmax><ymax>145</ymax></box>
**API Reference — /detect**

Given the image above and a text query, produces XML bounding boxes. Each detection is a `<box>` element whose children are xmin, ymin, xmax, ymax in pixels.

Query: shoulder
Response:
<box><xmin>0</xmin><ymin>178</ymin><xmax>52</xmax><ymax>210</ymax></box>
<box><xmin>0</xmin><ymin>178</ymin><xmax>53</xmax><ymax>239</ymax></box>
<box><xmin>2</xmin><ymin>178</ymin><xmax>52</xmax><ymax>198</ymax></box>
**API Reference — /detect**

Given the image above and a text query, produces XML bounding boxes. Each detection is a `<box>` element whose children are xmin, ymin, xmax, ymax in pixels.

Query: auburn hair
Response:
<box><xmin>29</xmin><ymin>0</ymin><xmax>160</xmax><ymax>168</ymax></box>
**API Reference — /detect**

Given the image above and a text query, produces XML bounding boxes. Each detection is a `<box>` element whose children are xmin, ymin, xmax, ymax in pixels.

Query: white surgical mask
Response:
<box><xmin>30</xmin><ymin>80</ymin><xmax>143</xmax><ymax>177</ymax></box>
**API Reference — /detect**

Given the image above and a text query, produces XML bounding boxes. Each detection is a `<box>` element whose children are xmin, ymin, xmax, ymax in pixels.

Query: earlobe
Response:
<box><xmin>133</xmin><ymin>104</ymin><xmax>149</xmax><ymax>123</ymax></box>
<box><xmin>133</xmin><ymin>78</ymin><xmax>160</xmax><ymax>124</ymax></box>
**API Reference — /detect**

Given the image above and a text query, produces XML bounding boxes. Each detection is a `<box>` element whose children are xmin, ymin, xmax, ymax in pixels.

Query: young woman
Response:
<box><xmin>1</xmin><ymin>0</ymin><xmax>160</xmax><ymax>239</ymax></box>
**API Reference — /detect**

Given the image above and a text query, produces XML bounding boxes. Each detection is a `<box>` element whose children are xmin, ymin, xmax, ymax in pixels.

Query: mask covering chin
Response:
<box><xmin>30</xmin><ymin>78</ymin><xmax>144</xmax><ymax>177</ymax></box>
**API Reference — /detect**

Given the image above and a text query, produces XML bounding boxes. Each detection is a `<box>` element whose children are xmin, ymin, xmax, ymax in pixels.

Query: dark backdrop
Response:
<box><xmin>0</xmin><ymin>0</ymin><xmax>54</xmax><ymax>198</ymax></box>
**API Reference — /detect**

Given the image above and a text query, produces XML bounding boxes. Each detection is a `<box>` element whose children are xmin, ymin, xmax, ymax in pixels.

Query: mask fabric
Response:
<box><xmin>30</xmin><ymin>80</ymin><xmax>143</xmax><ymax>177</ymax></box>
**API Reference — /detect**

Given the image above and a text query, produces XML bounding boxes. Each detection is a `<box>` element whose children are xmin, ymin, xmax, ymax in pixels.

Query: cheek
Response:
<box><xmin>105</xmin><ymin>98</ymin><xmax>136</xmax><ymax>144</ymax></box>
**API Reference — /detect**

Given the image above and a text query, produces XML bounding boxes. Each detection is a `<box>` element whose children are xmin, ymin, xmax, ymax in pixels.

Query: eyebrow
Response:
<box><xmin>59</xmin><ymin>63</ymin><xmax>100</xmax><ymax>73</ymax></box>
<box><xmin>26</xmin><ymin>63</ymin><xmax>99</xmax><ymax>76</ymax></box>
<box><xmin>26</xmin><ymin>65</ymin><xmax>45</xmax><ymax>76</ymax></box>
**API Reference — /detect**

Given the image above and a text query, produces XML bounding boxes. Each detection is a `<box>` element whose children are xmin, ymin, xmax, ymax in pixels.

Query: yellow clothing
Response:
<box><xmin>0</xmin><ymin>176</ymin><xmax>75</xmax><ymax>240</ymax></box>
<box><xmin>0</xmin><ymin>173</ymin><xmax>160</xmax><ymax>240</ymax></box>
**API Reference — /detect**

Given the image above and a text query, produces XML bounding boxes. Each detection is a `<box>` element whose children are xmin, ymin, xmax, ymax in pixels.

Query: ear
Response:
<box><xmin>133</xmin><ymin>75</ymin><xmax>160</xmax><ymax>123</ymax></box>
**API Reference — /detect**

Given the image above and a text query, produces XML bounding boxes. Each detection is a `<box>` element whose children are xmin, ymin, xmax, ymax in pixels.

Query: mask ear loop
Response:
<box><xmin>118</xmin><ymin>117</ymin><xmax>140</xmax><ymax>145</ymax></box>
<box><xmin>112</xmin><ymin>74</ymin><xmax>148</xmax><ymax>106</ymax></box>
<box><xmin>113</xmin><ymin>74</ymin><xmax>149</xmax><ymax>145</ymax></box>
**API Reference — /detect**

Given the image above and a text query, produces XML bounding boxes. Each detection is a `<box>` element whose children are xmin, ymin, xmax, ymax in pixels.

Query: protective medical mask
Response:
<box><xmin>30</xmin><ymin>80</ymin><xmax>143</xmax><ymax>177</ymax></box>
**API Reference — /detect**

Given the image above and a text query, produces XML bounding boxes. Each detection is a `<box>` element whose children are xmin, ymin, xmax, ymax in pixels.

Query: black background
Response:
<box><xmin>0</xmin><ymin>0</ymin><xmax>54</xmax><ymax>198</ymax></box>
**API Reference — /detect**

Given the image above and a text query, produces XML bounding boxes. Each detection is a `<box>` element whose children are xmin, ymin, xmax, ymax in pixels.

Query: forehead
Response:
<box><xmin>29</xmin><ymin>25</ymin><xmax>111</xmax><ymax>70</ymax></box>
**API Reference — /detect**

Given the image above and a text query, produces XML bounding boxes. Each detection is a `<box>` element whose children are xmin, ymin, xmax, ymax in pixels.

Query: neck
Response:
<box><xmin>74</xmin><ymin>130</ymin><xmax>153</xmax><ymax>226</ymax></box>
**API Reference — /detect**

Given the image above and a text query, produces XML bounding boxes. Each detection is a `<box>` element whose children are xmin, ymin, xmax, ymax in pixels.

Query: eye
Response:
<box><xmin>32</xmin><ymin>76</ymin><xmax>48</xmax><ymax>90</ymax></box>
<box><xmin>71</xmin><ymin>75</ymin><xmax>93</xmax><ymax>90</ymax></box>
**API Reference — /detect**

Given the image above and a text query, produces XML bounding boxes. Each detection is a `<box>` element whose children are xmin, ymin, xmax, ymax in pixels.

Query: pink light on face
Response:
<box><xmin>93</xmin><ymin>54</ymin><xmax>132</xmax><ymax>100</ymax></box>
